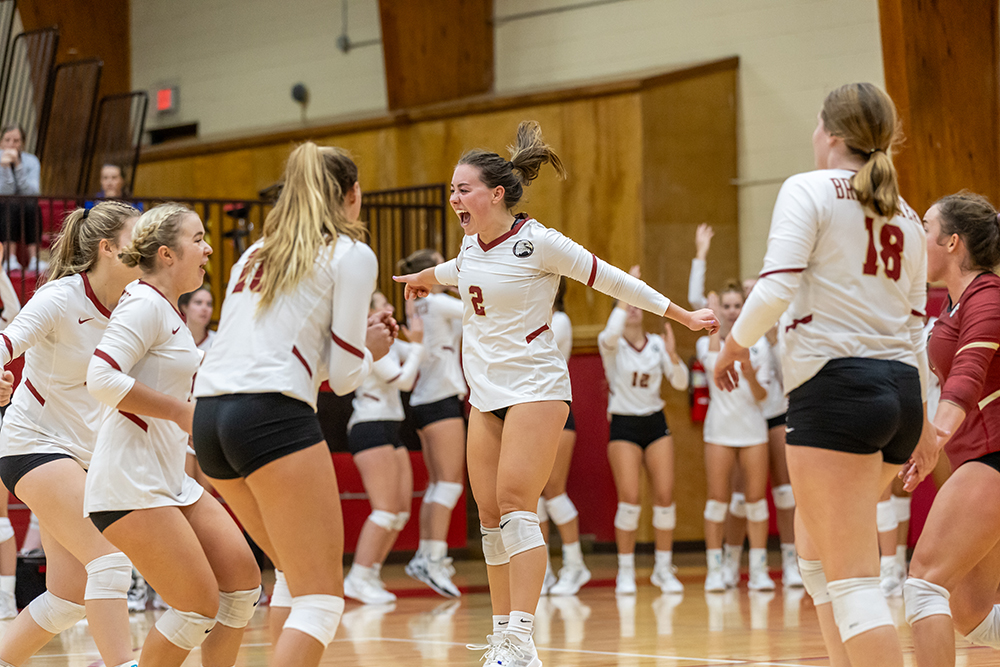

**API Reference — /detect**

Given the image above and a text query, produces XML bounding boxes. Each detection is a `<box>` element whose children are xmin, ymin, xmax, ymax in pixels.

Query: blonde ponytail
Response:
<box><xmin>46</xmin><ymin>201</ymin><xmax>140</xmax><ymax>282</ymax></box>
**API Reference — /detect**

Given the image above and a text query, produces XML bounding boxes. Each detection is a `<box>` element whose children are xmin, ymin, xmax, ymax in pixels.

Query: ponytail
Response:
<box><xmin>46</xmin><ymin>201</ymin><xmax>140</xmax><ymax>282</ymax></box>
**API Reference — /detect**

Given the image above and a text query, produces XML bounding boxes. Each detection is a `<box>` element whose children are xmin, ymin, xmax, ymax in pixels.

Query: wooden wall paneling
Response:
<box><xmin>879</xmin><ymin>0</ymin><xmax>1000</xmax><ymax>215</ymax></box>
<box><xmin>378</xmin><ymin>0</ymin><xmax>493</xmax><ymax>110</ymax></box>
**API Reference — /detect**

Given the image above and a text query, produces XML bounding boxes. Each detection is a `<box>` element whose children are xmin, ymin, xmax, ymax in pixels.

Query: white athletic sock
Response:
<box><xmin>749</xmin><ymin>548</ymin><xmax>768</xmax><ymax>570</ymax></box>
<box><xmin>706</xmin><ymin>548</ymin><xmax>723</xmax><ymax>570</ymax></box>
<box><xmin>427</xmin><ymin>540</ymin><xmax>448</xmax><ymax>561</ymax></box>
<box><xmin>508</xmin><ymin>610</ymin><xmax>534</xmax><ymax>643</ymax></box>
<box><xmin>350</xmin><ymin>563</ymin><xmax>374</xmax><ymax>580</ymax></box>
<box><xmin>895</xmin><ymin>545</ymin><xmax>907</xmax><ymax>570</ymax></box>
<box><xmin>880</xmin><ymin>555</ymin><xmax>897</xmax><ymax>571</ymax></box>
<box><xmin>0</xmin><ymin>575</ymin><xmax>14</xmax><ymax>595</ymax></box>
<box><xmin>492</xmin><ymin>614</ymin><xmax>510</xmax><ymax>635</ymax></box>
<box><xmin>562</xmin><ymin>541</ymin><xmax>583</xmax><ymax>566</ymax></box>
<box><xmin>654</xmin><ymin>550</ymin><xmax>673</xmax><ymax>570</ymax></box>
<box><xmin>724</xmin><ymin>543</ymin><xmax>743</xmax><ymax>567</ymax></box>
<box><xmin>618</xmin><ymin>553</ymin><xmax>635</xmax><ymax>570</ymax></box>
<box><xmin>417</xmin><ymin>539</ymin><xmax>429</xmax><ymax>557</ymax></box>
<box><xmin>372</xmin><ymin>562</ymin><xmax>382</xmax><ymax>578</ymax></box>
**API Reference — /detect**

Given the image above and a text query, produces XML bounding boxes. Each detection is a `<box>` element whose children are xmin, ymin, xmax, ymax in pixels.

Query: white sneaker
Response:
<box><xmin>27</xmin><ymin>257</ymin><xmax>46</xmax><ymax>274</ymax></box>
<box><xmin>344</xmin><ymin>571</ymin><xmax>396</xmax><ymax>604</ymax></box>
<box><xmin>127</xmin><ymin>570</ymin><xmax>147</xmax><ymax>612</ymax></box>
<box><xmin>782</xmin><ymin>556</ymin><xmax>803</xmax><ymax>588</ymax></box>
<box><xmin>6</xmin><ymin>256</ymin><xmax>20</xmax><ymax>274</ymax></box>
<box><xmin>550</xmin><ymin>563</ymin><xmax>591</xmax><ymax>596</ymax></box>
<box><xmin>651</xmin><ymin>565</ymin><xmax>684</xmax><ymax>593</ymax></box>
<box><xmin>704</xmin><ymin>566</ymin><xmax>727</xmax><ymax>593</ymax></box>
<box><xmin>475</xmin><ymin>633</ymin><xmax>542</xmax><ymax>667</ymax></box>
<box><xmin>0</xmin><ymin>591</ymin><xmax>16</xmax><ymax>620</ymax></box>
<box><xmin>541</xmin><ymin>563</ymin><xmax>557</xmax><ymax>596</ymax></box>
<box><xmin>423</xmin><ymin>557</ymin><xmax>461</xmax><ymax>598</ymax></box>
<box><xmin>748</xmin><ymin>567</ymin><xmax>775</xmax><ymax>591</ymax></box>
<box><xmin>151</xmin><ymin>592</ymin><xmax>170</xmax><ymax>610</ymax></box>
<box><xmin>615</xmin><ymin>567</ymin><xmax>637</xmax><ymax>595</ymax></box>
<box><xmin>405</xmin><ymin>552</ymin><xmax>427</xmax><ymax>581</ymax></box>
<box><xmin>880</xmin><ymin>560</ymin><xmax>904</xmax><ymax>597</ymax></box>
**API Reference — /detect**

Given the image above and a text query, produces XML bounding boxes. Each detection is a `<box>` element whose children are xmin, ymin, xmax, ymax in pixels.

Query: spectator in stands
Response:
<box><xmin>97</xmin><ymin>164</ymin><xmax>131</xmax><ymax>199</ymax></box>
<box><xmin>0</xmin><ymin>125</ymin><xmax>41</xmax><ymax>274</ymax></box>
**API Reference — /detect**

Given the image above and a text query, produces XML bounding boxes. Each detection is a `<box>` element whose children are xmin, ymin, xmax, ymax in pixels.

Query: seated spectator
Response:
<box><xmin>97</xmin><ymin>163</ymin><xmax>131</xmax><ymax>199</ymax></box>
<box><xmin>0</xmin><ymin>125</ymin><xmax>41</xmax><ymax>274</ymax></box>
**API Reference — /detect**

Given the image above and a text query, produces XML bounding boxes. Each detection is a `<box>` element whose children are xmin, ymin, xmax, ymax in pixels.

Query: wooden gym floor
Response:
<box><xmin>15</xmin><ymin>554</ymin><xmax>1000</xmax><ymax>666</ymax></box>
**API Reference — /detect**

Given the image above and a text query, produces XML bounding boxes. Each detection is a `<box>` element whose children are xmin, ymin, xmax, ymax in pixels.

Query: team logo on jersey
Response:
<box><xmin>513</xmin><ymin>240</ymin><xmax>534</xmax><ymax>258</ymax></box>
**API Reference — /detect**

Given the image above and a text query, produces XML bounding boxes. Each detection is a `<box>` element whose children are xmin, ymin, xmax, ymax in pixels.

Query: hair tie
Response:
<box><xmin>82</xmin><ymin>208</ymin><xmax>90</xmax><ymax>219</ymax></box>
<box><xmin>506</xmin><ymin>160</ymin><xmax>514</xmax><ymax>169</ymax></box>
<box><xmin>868</xmin><ymin>147</ymin><xmax>883</xmax><ymax>156</ymax></box>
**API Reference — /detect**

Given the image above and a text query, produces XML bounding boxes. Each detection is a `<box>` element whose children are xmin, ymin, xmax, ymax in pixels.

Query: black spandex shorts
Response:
<box><xmin>348</xmin><ymin>420</ymin><xmax>401</xmax><ymax>455</ymax></box>
<box><xmin>489</xmin><ymin>401</ymin><xmax>572</xmax><ymax>422</ymax></box>
<box><xmin>767</xmin><ymin>413</ymin><xmax>787</xmax><ymax>430</ymax></box>
<box><xmin>564</xmin><ymin>408</ymin><xmax>576</xmax><ymax>432</ymax></box>
<box><xmin>89</xmin><ymin>510</ymin><xmax>132</xmax><ymax>533</ymax></box>
<box><xmin>965</xmin><ymin>450</ymin><xmax>1000</xmax><ymax>474</ymax></box>
<box><xmin>193</xmin><ymin>393</ymin><xmax>326</xmax><ymax>480</ymax></box>
<box><xmin>0</xmin><ymin>452</ymin><xmax>74</xmax><ymax>495</ymax></box>
<box><xmin>609</xmin><ymin>412</ymin><xmax>671</xmax><ymax>450</ymax></box>
<box><xmin>409</xmin><ymin>396</ymin><xmax>465</xmax><ymax>430</ymax></box>
<box><xmin>785</xmin><ymin>358</ymin><xmax>922</xmax><ymax>465</ymax></box>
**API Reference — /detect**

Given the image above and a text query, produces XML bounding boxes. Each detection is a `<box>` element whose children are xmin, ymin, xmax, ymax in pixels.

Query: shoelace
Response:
<box><xmin>468</xmin><ymin>636</ymin><xmax>527</xmax><ymax>665</ymax></box>
<box><xmin>467</xmin><ymin>634</ymin><xmax>502</xmax><ymax>664</ymax></box>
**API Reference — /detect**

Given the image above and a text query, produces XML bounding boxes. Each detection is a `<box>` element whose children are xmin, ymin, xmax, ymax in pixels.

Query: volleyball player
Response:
<box><xmin>344</xmin><ymin>291</ymin><xmax>424</xmax><ymax>604</ymax></box>
<box><xmin>713</xmin><ymin>83</ymin><xmax>930</xmax><ymax>667</ymax></box>
<box><xmin>192</xmin><ymin>143</ymin><xmax>395</xmax><ymax>667</ymax></box>
<box><xmin>598</xmin><ymin>266</ymin><xmax>689</xmax><ymax>595</ymax></box>
<box><xmin>178</xmin><ymin>285</ymin><xmax>214</xmax><ymax>351</ymax></box>
<box><xmin>0</xmin><ymin>202</ymin><xmax>138</xmax><ymax>667</ymax></box>
<box><xmin>86</xmin><ymin>204</ymin><xmax>261</xmax><ymax>667</ymax></box>
<box><xmin>394</xmin><ymin>121</ymin><xmax>717</xmax><ymax>667</ymax></box>
<box><xmin>0</xmin><ymin>259</ymin><xmax>19</xmax><ymax>619</ymax></box>
<box><xmin>901</xmin><ymin>192</ymin><xmax>1000</xmax><ymax>665</ymax></box>
<box><xmin>397</xmin><ymin>249</ymin><xmax>466</xmax><ymax>599</ymax></box>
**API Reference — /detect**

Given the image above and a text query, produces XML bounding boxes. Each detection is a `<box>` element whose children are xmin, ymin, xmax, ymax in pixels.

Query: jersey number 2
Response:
<box><xmin>469</xmin><ymin>285</ymin><xmax>486</xmax><ymax>316</ymax></box>
<box><xmin>863</xmin><ymin>217</ymin><xmax>904</xmax><ymax>281</ymax></box>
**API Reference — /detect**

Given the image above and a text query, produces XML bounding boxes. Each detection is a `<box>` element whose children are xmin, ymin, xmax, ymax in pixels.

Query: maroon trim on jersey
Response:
<box><xmin>361</xmin><ymin>392</ymin><xmax>381</xmax><ymax>402</ymax></box>
<box><xmin>625</xmin><ymin>335</ymin><xmax>649</xmax><ymax>353</ymax></box>
<box><xmin>1</xmin><ymin>333</ymin><xmax>12</xmax><ymax>359</ymax></box>
<box><xmin>784</xmin><ymin>314</ymin><xmax>813</xmax><ymax>333</ymax></box>
<box><xmin>332</xmin><ymin>332</ymin><xmax>364</xmax><ymax>359</ymax></box>
<box><xmin>291</xmin><ymin>345</ymin><xmax>313</xmax><ymax>378</ymax></box>
<box><xmin>442</xmin><ymin>346</ymin><xmax>455</xmax><ymax>352</ymax></box>
<box><xmin>587</xmin><ymin>254</ymin><xmax>598</xmax><ymax>287</ymax></box>
<box><xmin>526</xmin><ymin>324</ymin><xmax>549</xmax><ymax>344</ymax></box>
<box><xmin>119</xmin><ymin>410</ymin><xmax>149</xmax><ymax>432</ymax></box>
<box><xmin>81</xmin><ymin>271</ymin><xmax>113</xmax><ymax>318</ymax></box>
<box><xmin>138</xmin><ymin>280</ymin><xmax>187</xmax><ymax>322</ymax></box>
<box><xmin>759</xmin><ymin>267</ymin><xmax>806</xmax><ymax>279</ymax></box>
<box><xmin>478</xmin><ymin>217</ymin><xmax>528</xmax><ymax>252</ymax></box>
<box><xmin>195</xmin><ymin>332</ymin><xmax>210</xmax><ymax>348</ymax></box>
<box><xmin>911</xmin><ymin>309</ymin><xmax>926</xmax><ymax>318</ymax></box>
<box><xmin>24</xmin><ymin>378</ymin><xmax>44</xmax><ymax>406</ymax></box>
<box><xmin>93</xmin><ymin>349</ymin><xmax>122</xmax><ymax>371</ymax></box>
<box><xmin>386</xmin><ymin>373</ymin><xmax>402</xmax><ymax>384</ymax></box>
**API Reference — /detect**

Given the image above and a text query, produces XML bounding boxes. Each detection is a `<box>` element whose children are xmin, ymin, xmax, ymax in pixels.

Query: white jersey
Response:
<box><xmin>409</xmin><ymin>292</ymin><xmax>465</xmax><ymax>406</ymax></box>
<box><xmin>194</xmin><ymin>328</ymin><xmax>215</xmax><ymax>352</ymax></box>
<box><xmin>85</xmin><ymin>281</ymin><xmax>203</xmax><ymax>513</ymax></box>
<box><xmin>434</xmin><ymin>216</ymin><xmax>671</xmax><ymax>412</ymax></box>
<box><xmin>731</xmin><ymin>169</ymin><xmax>928</xmax><ymax>395</ymax></box>
<box><xmin>924</xmin><ymin>318</ymin><xmax>941</xmax><ymax>419</ymax></box>
<box><xmin>348</xmin><ymin>340</ymin><xmax>424</xmax><ymax>428</ymax></box>
<box><xmin>0</xmin><ymin>273</ymin><xmax>111</xmax><ymax>466</ymax></box>
<box><xmin>194</xmin><ymin>237</ymin><xmax>377</xmax><ymax>409</ymax></box>
<box><xmin>552</xmin><ymin>310</ymin><xmax>572</xmax><ymax>360</ymax></box>
<box><xmin>698</xmin><ymin>335</ymin><xmax>770</xmax><ymax>447</ymax></box>
<box><xmin>0</xmin><ymin>270</ymin><xmax>20</xmax><ymax>330</ymax></box>
<box><xmin>599</xmin><ymin>308</ymin><xmax>688</xmax><ymax>416</ymax></box>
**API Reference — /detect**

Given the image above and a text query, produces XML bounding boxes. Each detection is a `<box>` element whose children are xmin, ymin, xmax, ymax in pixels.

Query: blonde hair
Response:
<box><xmin>251</xmin><ymin>142</ymin><xmax>365</xmax><ymax>310</ymax></box>
<box><xmin>119</xmin><ymin>203</ymin><xmax>193</xmax><ymax>271</ymax></box>
<box><xmin>821</xmin><ymin>83</ymin><xmax>903</xmax><ymax>219</ymax></box>
<box><xmin>46</xmin><ymin>201</ymin><xmax>140</xmax><ymax>282</ymax></box>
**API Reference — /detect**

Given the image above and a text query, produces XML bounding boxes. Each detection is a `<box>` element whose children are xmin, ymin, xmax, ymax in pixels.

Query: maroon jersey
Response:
<box><xmin>929</xmin><ymin>271</ymin><xmax>1000</xmax><ymax>468</ymax></box>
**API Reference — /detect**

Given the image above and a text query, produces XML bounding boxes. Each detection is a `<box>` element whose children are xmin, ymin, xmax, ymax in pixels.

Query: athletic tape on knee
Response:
<box><xmin>427</xmin><ymin>481</ymin><xmax>463</xmax><ymax>509</ymax></box>
<box><xmin>283</xmin><ymin>594</ymin><xmax>345</xmax><ymax>648</ymax></box>
<box><xmin>728</xmin><ymin>492</ymin><xmax>747</xmax><ymax>519</ymax></box>
<box><xmin>499</xmin><ymin>511</ymin><xmax>545</xmax><ymax>558</ymax></box>
<box><xmin>217</xmin><ymin>586</ymin><xmax>262</xmax><ymax>628</ymax></box>
<box><xmin>155</xmin><ymin>608</ymin><xmax>216</xmax><ymax>650</ymax></box>
<box><xmin>391</xmin><ymin>511</ymin><xmax>410</xmax><ymax>531</ymax></box>
<box><xmin>704</xmin><ymin>499</ymin><xmax>728</xmax><ymax>523</ymax></box>
<box><xmin>798</xmin><ymin>558</ymin><xmax>830</xmax><ymax>605</ymax></box>
<box><xmin>0</xmin><ymin>517</ymin><xmax>13</xmax><ymax>543</ymax></box>
<box><xmin>745</xmin><ymin>499</ymin><xmax>769</xmax><ymax>523</ymax></box>
<box><xmin>965</xmin><ymin>605</ymin><xmax>1000</xmax><ymax>649</ymax></box>
<box><xmin>481</xmin><ymin>525</ymin><xmax>509</xmax><ymax>566</ymax></box>
<box><xmin>876</xmin><ymin>500</ymin><xmax>899</xmax><ymax>533</ymax></box>
<box><xmin>652</xmin><ymin>504</ymin><xmax>676</xmax><ymax>531</ymax></box>
<box><xmin>84</xmin><ymin>552</ymin><xmax>133</xmax><ymax>600</ymax></box>
<box><xmin>828</xmin><ymin>577</ymin><xmax>894</xmax><ymax>641</ymax></box>
<box><xmin>545</xmin><ymin>493</ymin><xmax>579</xmax><ymax>526</ymax></box>
<box><xmin>368</xmin><ymin>509</ymin><xmax>397</xmax><ymax>530</ymax></box>
<box><xmin>772</xmin><ymin>484</ymin><xmax>795</xmax><ymax>510</ymax></box>
<box><xmin>891</xmin><ymin>495</ymin><xmax>911</xmax><ymax>523</ymax></box>
<box><xmin>536</xmin><ymin>497</ymin><xmax>548</xmax><ymax>522</ymax></box>
<box><xmin>27</xmin><ymin>591</ymin><xmax>86</xmax><ymax>634</ymax></box>
<box><xmin>903</xmin><ymin>578</ymin><xmax>951</xmax><ymax>625</ymax></box>
<box><xmin>271</xmin><ymin>570</ymin><xmax>292</xmax><ymax>608</ymax></box>
<box><xmin>614</xmin><ymin>502</ymin><xmax>641</xmax><ymax>531</ymax></box>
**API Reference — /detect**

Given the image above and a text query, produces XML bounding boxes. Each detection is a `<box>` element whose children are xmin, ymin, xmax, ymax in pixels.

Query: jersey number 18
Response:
<box><xmin>862</xmin><ymin>216</ymin><xmax>904</xmax><ymax>281</ymax></box>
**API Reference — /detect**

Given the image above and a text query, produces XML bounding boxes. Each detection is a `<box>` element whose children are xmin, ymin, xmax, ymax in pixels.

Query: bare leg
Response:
<box><xmin>607</xmin><ymin>441</ymin><xmax>643</xmax><ymax>555</ymax></box>
<box><xmin>466</xmin><ymin>409</ymin><xmax>509</xmax><ymax>615</ymax></box>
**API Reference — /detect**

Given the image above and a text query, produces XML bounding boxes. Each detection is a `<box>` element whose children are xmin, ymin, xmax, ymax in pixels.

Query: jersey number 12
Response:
<box><xmin>862</xmin><ymin>217</ymin><xmax>904</xmax><ymax>281</ymax></box>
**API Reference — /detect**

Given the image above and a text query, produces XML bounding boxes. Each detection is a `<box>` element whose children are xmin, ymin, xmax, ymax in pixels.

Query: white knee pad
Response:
<box><xmin>391</xmin><ymin>511</ymin><xmax>410</xmax><ymax>531</ymax></box>
<box><xmin>499</xmin><ymin>511</ymin><xmax>545</xmax><ymax>558</ymax></box>
<box><xmin>652</xmin><ymin>504</ymin><xmax>676</xmax><ymax>531</ymax></box>
<box><xmin>536</xmin><ymin>497</ymin><xmax>548</xmax><ymax>523</ymax></box>
<box><xmin>704</xmin><ymin>499</ymin><xmax>728</xmax><ymax>523</ymax></box>
<box><xmin>0</xmin><ymin>517</ymin><xmax>13</xmax><ymax>543</ymax></box>
<box><xmin>876</xmin><ymin>500</ymin><xmax>899</xmax><ymax>533</ymax></box>
<box><xmin>772</xmin><ymin>484</ymin><xmax>795</xmax><ymax>510</ymax></box>
<box><xmin>728</xmin><ymin>492</ymin><xmax>747</xmax><ymax>518</ymax></box>
<box><xmin>27</xmin><ymin>591</ymin><xmax>86</xmax><ymax>634</ymax></box>
<box><xmin>614</xmin><ymin>502</ymin><xmax>641</xmax><ymax>532</ymax></box>
<box><xmin>903</xmin><ymin>578</ymin><xmax>951</xmax><ymax>625</ymax></box>
<box><xmin>827</xmin><ymin>577</ymin><xmax>894</xmax><ymax>641</ymax></box>
<box><xmin>217</xmin><ymin>586</ymin><xmax>262</xmax><ymax>628</ymax></box>
<box><xmin>891</xmin><ymin>495</ymin><xmax>911</xmax><ymax>523</ymax></box>
<box><xmin>283</xmin><ymin>594</ymin><xmax>345</xmax><ymax>648</ymax></box>
<box><xmin>966</xmin><ymin>605</ymin><xmax>1000</xmax><ymax>649</ymax></box>
<box><xmin>155</xmin><ymin>608</ymin><xmax>217</xmax><ymax>650</ymax></box>
<box><xmin>427</xmin><ymin>481</ymin><xmax>463</xmax><ymax>510</ymax></box>
<box><xmin>745</xmin><ymin>499</ymin><xmax>769</xmax><ymax>523</ymax></box>
<box><xmin>29</xmin><ymin>512</ymin><xmax>39</xmax><ymax>532</ymax></box>
<box><xmin>798</xmin><ymin>558</ymin><xmax>830</xmax><ymax>605</ymax></box>
<box><xmin>422</xmin><ymin>482</ymin><xmax>437</xmax><ymax>502</ymax></box>
<box><xmin>84</xmin><ymin>552</ymin><xmax>133</xmax><ymax>600</ymax></box>
<box><xmin>545</xmin><ymin>493</ymin><xmax>579</xmax><ymax>526</ymax></box>
<box><xmin>271</xmin><ymin>570</ymin><xmax>292</xmax><ymax>608</ymax></box>
<box><xmin>368</xmin><ymin>509</ymin><xmax>397</xmax><ymax>530</ymax></box>
<box><xmin>481</xmin><ymin>525</ymin><xmax>509</xmax><ymax>566</ymax></box>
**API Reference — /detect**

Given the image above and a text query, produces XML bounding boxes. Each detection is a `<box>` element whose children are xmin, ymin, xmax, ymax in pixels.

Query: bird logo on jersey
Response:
<box><xmin>513</xmin><ymin>240</ymin><xmax>534</xmax><ymax>258</ymax></box>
